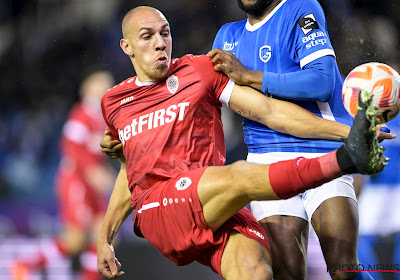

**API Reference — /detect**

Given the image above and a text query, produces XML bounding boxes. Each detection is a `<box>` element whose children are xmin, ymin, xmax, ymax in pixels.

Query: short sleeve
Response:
<box><xmin>287</xmin><ymin>0</ymin><xmax>335</xmax><ymax>68</ymax></box>
<box><xmin>185</xmin><ymin>55</ymin><xmax>233</xmax><ymax>105</ymax></box>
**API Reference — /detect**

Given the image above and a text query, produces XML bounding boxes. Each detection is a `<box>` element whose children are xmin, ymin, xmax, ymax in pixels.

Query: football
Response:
<box><xmin>342</xmin><ymin>62</ymin><xmax>400</xmax><ymax>123</ymax></box>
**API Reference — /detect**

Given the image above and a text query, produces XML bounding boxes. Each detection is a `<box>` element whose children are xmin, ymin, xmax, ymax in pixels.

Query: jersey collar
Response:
<box><xmin>135</xmin><ymin>77</ymin><xmax>155</xmax><ymax>87</ymax></box>
<box><xmin>245</xmin><ymin>0</ymin><xmax>287</xmax><ymax>32</ymax></box>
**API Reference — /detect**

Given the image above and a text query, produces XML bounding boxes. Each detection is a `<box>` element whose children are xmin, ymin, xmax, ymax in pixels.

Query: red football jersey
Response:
<box><xmin>101</xmin><ymin>55</ymin><xmax>234</xmax><ymax>208</ymax></box>
<box><xmin>56</xmin><ymin>102</ymin><xmax>109</xmax><ymax>228</ymax></box>
<box><xmin>59</xmin><ymin>102</ymin><xmax>107</xmax><ymax>177</ymax></box>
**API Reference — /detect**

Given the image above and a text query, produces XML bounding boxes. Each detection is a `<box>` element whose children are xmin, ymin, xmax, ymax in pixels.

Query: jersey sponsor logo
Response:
<box><xmin>298</xmin><ymin>13</ymin><xmax>319</xmax><ymax>35</ymax></box>
<box><xmin>118</xmin><ymin>102</ymin><xmax>190</xmax><ymax>145</ymax></box>
<box><xmin>259</xmin><ymin>45</ymin><xmax>272</xmax><ymax>63</ymax></box>
<box><xmin>120</xmin><ymin>96</ymin><xmax>134</xmax><ymax>105</ymax></box>
<box><xmin>302</xmin><ymin>31</ymin><xmax>328</xmax><ymax>49</ymax></box>
<box><xmin>223</xmin><ymin>41</ymin><xmax>239</xmax><ymax>51</ymax></box>
<box><xmin>175</xmin><ymin>177</ymin><xmax>192</xmax><ymax>191</ymax></box>
<box><xmin>166</xmin><ymin>74</ymin><xmax>179</xmax><ymax>94</ymax></box>
<box><xmin>249</xmin><ymin>229</ymin><xmax>265</xmax><ymax>240</ymax></box>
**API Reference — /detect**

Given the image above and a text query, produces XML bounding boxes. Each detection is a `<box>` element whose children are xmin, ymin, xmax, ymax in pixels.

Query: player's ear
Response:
<box><xmin>120</xmin><ymin>38</ymin><xmax>134</xmax><ymax>57</ymax></box>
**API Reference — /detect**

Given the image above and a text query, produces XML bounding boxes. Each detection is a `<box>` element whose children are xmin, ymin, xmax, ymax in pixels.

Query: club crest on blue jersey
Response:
<box><xmin>166</xmin><ymin>74</ymin><xmax>179</xmax><ymax>94</ymax></box>
<box><xmin>259</xmin><ymin>45</ymin><xmax>272</xmax><ymax>63</ymax></box>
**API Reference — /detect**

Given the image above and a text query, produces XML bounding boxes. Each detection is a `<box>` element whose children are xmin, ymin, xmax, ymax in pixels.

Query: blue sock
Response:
<box><xmin>354</xmin><ymin>271</ymin><xmax>374</xmax><ymax>280</ymax></box>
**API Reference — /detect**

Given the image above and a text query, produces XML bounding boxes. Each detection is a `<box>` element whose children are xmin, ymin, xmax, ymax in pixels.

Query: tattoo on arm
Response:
<box><xmin>234</xmin><ymin>109</ymin><xmax>261</xmax><ymax>122</ymax></box>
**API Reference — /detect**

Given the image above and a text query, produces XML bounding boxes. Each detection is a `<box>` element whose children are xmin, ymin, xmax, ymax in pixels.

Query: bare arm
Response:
<box><xmin>229</xmin><ymin>84</ymin><xmax>350</xmax><ymax>141</ymax></box>
<box><xmin>97</xmin><ymin>157</ymin><xmax>132</xmax><ymax>278</ymax></box>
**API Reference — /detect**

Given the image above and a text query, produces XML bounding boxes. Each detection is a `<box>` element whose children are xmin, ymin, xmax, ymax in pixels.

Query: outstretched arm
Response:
<box><xmin>228</xmin><ymin>84</ymin><xmax>396</xmax><ymax>141</ymax></box>
<box><xmin>97</xmin><ymin>157</ymin><xmax>133</xmax><ymax>279</ymax></box>
<box><xmin>229</xmin><ymin>83</ymin><xmax>349</xmax><ymax>141</ymax></box>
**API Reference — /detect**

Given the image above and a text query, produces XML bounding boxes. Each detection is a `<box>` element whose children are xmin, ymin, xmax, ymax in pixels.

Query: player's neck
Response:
<box><xmin>247</xmin><ymin>0</ymin><xmax>282</xmax><ymax>25</ymax></box>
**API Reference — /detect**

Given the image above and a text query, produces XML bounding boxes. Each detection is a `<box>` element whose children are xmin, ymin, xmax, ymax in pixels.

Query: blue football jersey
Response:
<box><xmin>213</xmin><ymin>0</ymin><xmax>353</xmax><ymax>153</ymax></box>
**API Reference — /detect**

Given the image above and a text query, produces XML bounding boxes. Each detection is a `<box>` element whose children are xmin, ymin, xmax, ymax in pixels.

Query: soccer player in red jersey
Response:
<box><xmin>56</xmin><ymin>70</ymin><xmax>116</xmax><ymax>279</ymax></box>
<box><xmin>97</xmin><ymin>6</ymin><xmax>389</xmax><ymax>279</ymax></box>
<box><xmin>12</xmin><ymin>71</ymin><xmax>117</xmax><ymax>280</ymax></box>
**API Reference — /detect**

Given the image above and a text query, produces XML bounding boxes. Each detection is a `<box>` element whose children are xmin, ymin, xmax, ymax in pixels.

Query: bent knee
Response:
<box><xmin>228</xmin><ymin>160</ymin><xmax>250</xmax><ymax>177</ymax></box>
<box><xmin>226</xmin><ymin>161</ymin><xmax>269</xmax><ymax>198</ymax></box>
<box><xmin>251</xmin><ymin>263</ymin><xmax>273</xmax><ymax>280</ymax></box>
<box><xmin>225</xmin><ymin>161</ymin><xmax>252</xmax><ymax>193</ymax></box>
<box><xmin>254</xmin><ymin>263</ymin><xmax>273</xmax><ymax>280</ymax></box>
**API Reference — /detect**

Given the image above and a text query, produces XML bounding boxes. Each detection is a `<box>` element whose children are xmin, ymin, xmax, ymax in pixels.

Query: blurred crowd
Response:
<box><xmin>0</xmin><ymin>0</ymin><xmax>398</xmax><ymax>242</ymax></box>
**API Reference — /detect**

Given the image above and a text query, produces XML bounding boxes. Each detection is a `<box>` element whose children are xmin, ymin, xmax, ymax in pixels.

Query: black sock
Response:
<box><xmin>336</xmin><ymin>145</ymin><xmax>357</xmax><ymax>174</ymax></box>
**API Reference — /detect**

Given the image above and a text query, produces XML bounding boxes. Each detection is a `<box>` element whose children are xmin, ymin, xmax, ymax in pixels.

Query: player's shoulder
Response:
<box><xmin>105</xmin><ymin>77</ymin><xmax>136</xmax><ymax>95</ymax></box>
<box><xmin>173</xmin><ymin>54</ymin><xmax>214</xmax><ymax>69</ymax></box>
<box><xmin>101</xmin><ymin>77</ymin><xmax>136</xmax><ymax>106</ymax></box>
<box><xmin>180</xmin><ymin>54</ymin><xmax>211</xmax><ymax>62</ymax></box>
<box><xmin>284</xmin><ymin>0</ymin><xmax>325</xmax><ymax>25</ymax></box>
<box><xmin>287</xmin><ymin>0</ymin><xmax>325</xmax><ymax>18</ymax></box>
<box><xmin>286</xmin><ymin>0</ymin><xmax>321</xmax><ymax>9</ymax></box>
<box><xmin>171</xmin><ymin>55</ymin><xmax>220</xmax><ymax>84</ymax></box>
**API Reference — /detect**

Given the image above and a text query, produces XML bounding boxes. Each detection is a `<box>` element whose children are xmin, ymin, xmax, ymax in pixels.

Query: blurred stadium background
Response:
<box><xmin>0</xmin><ymin>0</ymin><xmax>399</xmax><ymax>279</ymax></box>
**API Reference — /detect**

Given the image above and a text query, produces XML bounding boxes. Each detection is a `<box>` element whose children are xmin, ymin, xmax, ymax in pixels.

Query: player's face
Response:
<box><xmin>238</xmin><ymin>0</ymin><xmax>274</xmax><ymax>17</ymax></box>
<box><xmin>123</xmin><ymin>10</ymin><xmax>172</xmax><ymax>82</ymax></box>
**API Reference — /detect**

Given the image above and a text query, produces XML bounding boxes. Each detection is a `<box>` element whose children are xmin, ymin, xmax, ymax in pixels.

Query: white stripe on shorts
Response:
<box><xmin>137</xmin><ymin>202</ymin><xmax>160</xmax><ymax>213</ymax></box>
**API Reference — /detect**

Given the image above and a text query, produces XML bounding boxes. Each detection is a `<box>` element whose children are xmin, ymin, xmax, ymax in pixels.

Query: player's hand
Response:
<box><xmin>376</xmin><ymin>124</ymin><xmax>396</xmax><ymax>142</ymax></box>
<box><xmin>97</xmin><ymin>242</ymin><xmax>124</xmax><ymax>278</ymax></box>
<box><xmin>100</xmin><ymin>128</ymin><xmax>123</xmax><ymax>159</ymax></box>
<box><xmin>207</xmin><ymin>48</ymin><xmax>252</xmax><ymax>85</ymax></box>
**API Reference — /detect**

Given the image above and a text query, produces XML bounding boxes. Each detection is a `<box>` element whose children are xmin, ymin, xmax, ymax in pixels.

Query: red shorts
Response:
<box><xmin>56</xmin><ymin>169</ymin><xmax>107</xmax><ymax>229</ymax></box>
<box><xmin>133</xmin><ymin>167</ymin><xmax>271</xmax><ymax>277</ymax></box>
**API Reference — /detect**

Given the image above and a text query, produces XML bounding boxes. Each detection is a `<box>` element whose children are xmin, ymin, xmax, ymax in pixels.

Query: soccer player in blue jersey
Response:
<box><xmin>358</xmin><ymin>115</ymin><xmax>400</xmax><ymax>280</ymax></box>
<box><xmin>209</xmin><ymin>0</ymin><xmax>374</xmax><ymax>279</ymax></box>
